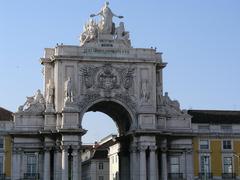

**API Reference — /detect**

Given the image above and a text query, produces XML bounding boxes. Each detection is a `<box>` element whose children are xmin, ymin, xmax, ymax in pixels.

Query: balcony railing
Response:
<box><xmin>222</xmin><ymin>173</ymin><xmax>236</xmax><ymax>179</ymax></box>
<box><xmin>0</xmin><ymin>174</ymin><xmax>5</xmax><ymax>180</ymax></box>
<box><xmin>198</xmin><ymin>172</ymin><xmax>213</xmax><ymax>179</ymax></box>
<box><xmin>168</xmin><ymin>173</ymin><xmax>183</xmax><ymax>179</ymax></box>
<box><xmin>24</xmin><ymin>173</ymin><xmax>40</xmax><ymax>180</ymax></box>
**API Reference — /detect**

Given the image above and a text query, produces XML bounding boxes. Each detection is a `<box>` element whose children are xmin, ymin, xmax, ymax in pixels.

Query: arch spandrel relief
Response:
<box><xmin>77</xmin><ymin>63</ymin><xmax>137</xmax><ymax>113</ymax></box>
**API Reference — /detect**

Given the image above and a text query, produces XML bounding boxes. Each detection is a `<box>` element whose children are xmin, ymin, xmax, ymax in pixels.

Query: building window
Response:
<box><xmin>0</xmin><ymin>138</ymin><xmax>3</xmax><ymax>149</ymax></box>
<box><xmin>99</xmin><ymin>162</ymin><xmax>104</xmax><ymax>169</ymax></box>
<box><xmin>199</xmin><ymin>140</ymin><xmax>209</xmax><ymax>150</ymax></box>
<box><xmin>200</xmin><ymin>155</ymin><xmax>210</xmax><ymax>173</ymax></box>
<box><xmin>169</xmin><ymin>156</ymin><xmax>180</xmax><ymax>173</ymax></box>
<box><xmin>112</xmin><ymin>156</ymin><xmax>114</xmax><ymax>164</ymax></box>
<box><xmin>223</xmin><ymin>157</ymin><xmax>233</xmax><ymax>173</ymax></box>
<box><xmin>223</xmin><ymin>140</ymin><xmax>232</xmax><ymax>150</ymax></box>
<box><xmin>0</xmin><ymin>156</ymin><xmax>3</xmax><ymax>174</ymax></box>
<box><xmin>99</xmin><ymin>176</ymin><xmax>104</xmax><ymax>180</ymax></box>
<box><xmin>198</xmin><ymin>125</ymin><xmax>210</xmax><ymax>132</ymax></box>
<box><xmin>221</xmin><ymin>125</ymin><xmax>232</xmax><ymax>132</ymax></box>
<box><xmin>26</xmin><ymin>154</ymin><xmax>37</xmax><ymax>174</ymax></box>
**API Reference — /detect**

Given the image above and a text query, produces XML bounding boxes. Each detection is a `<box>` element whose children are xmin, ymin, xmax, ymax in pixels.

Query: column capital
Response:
<box><xmin>54</xmin><ymin>145</ymin><xmax>62</xmax><ymax>152</ymax></box>
<box><xmin>44</xmin><ymin>146</ymin><xmax>52</xmax><ymax>152</ymax></box>
<box><xmin>138</xmin><ymin>145</ymin><xmax>148</xmax><ymax>152</ymax></box>
<box><xmin>160</xmin><ymin>147</ymin><xmax>168</xmax><ymax>153</ymax></box>
<box><xmin>129</xmin><ymin>145</ymin><xmax>138</xmax><ymax>153</ymax></box>
<box><xmin>149</xmin><ymin>145</ymin><xmax>157</xmax><ymax>151</ymax></box>
<box><xmin>61</xmin><ymin>145</ymin><xmax>69</xmax><ymax>151</ymax></box>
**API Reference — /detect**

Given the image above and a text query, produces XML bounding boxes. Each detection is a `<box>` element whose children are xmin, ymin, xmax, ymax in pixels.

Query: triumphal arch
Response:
<box><xmin>11</xmin><ymin>3</ymin><xmax>193</xmax><ymax>180</ymax></box>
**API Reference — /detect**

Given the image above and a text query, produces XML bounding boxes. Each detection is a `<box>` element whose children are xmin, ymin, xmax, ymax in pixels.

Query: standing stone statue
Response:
<box><xmin>46</xmin><ymin>79</ymin><xmax>54</xmax><ymax>104</ymax></box>
<box><xmin>90</xmin><ymin>2</ymin><xmax>123</xmax><ymax>34</ymax></box>
<box><xmin>64</xmin><ymin>77</ymin><xmax>73</xmax><ymax>103</ymax></box>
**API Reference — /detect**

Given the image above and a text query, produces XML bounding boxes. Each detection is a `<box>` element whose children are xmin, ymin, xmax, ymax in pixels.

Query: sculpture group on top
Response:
<box><xmin>80</xmin><ymin>2</ymin><xmax>131</xmax><ymax>47</ymax></box>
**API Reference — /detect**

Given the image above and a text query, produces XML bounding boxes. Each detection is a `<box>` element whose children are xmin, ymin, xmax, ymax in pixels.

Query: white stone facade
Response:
<box><xmin>9</xmin><ymin>3</ymin><xmax>194</xmax><ymax>180</ymax></box>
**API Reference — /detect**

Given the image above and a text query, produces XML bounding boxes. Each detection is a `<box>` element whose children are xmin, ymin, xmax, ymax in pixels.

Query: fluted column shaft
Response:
<box><xmin>72</xmin><ymin>147</ymin><xmax>81</xmax><ymax>180</ymax></box>
<box><xmin>149</xmin><ymin>146</ymin><xmax>157</xmax><ymax>180</ymax></box>
<box><xmin>62</xmin><ymin>146</ymin><xmax>69</xmax><ymax>180</ymax></box>
<box><xmin>161</xmin><ymin>150</ymin><xmax>168</xmax><ymax>180</ymax></box>
<box><xmin>54</xmin><ymin>147</ymin><xmax>62</xmax><ymax>180</ymax></box>
<box><xmin>43</xmin><ymin>148</ymin><xmax>51</xmax><ymax>180</ymax></box>
<box><xmin>130</xmin><ymin>145</ymin><xmax>138</xmax><ymax>180</ymax></box>
<box><xmin>139</xmin><ymin>145</ymin><xmax>147</xmax><ymax>180</ymax></box>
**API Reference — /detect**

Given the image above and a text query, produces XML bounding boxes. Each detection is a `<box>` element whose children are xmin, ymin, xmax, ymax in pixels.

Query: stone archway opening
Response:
<box><xmin>82</xmin><ymin>111</ymin><xmax>118</xmax><ymax>143</ymax></box>
<box><xmin>84</xmin><ymin>101</ymin><xmax>132</xmax><ymax>135</ymax></box>
<box><xmin>81</xmin><ymin>100</ymin><xmax>133</xmax><ymax>180</ymax></box>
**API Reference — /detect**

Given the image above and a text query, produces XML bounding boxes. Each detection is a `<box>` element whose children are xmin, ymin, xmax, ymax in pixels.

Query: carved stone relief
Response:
<box><xmin>78</xmin><ymin>64</ymin><xmax>136</xmax><ymax>111</ymax></box>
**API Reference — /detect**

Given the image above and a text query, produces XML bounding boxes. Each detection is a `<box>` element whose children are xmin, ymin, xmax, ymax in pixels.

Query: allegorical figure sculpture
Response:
<box><xmin>115</xmin><ymin>22</ymin><xmax>130</xmax><ymax>46</ymax></box>
<box><xmin>80</xmin><ymin>19</ymin><xmax>98</xmax><ymax>46</ymax></box>
<box><xmin>64</xmin><ymin>77</ymin><xmax>73</xmax><ymax>103</ymax></box>
<box><xmin>18</xmin><ymin>89</ymin><xmax>45</xmax><ymax>113</ymax></box>
<box><xmin>90</xmin><ymin>1</ymin><xmax>123</xmax><ymax>34</ymax></box>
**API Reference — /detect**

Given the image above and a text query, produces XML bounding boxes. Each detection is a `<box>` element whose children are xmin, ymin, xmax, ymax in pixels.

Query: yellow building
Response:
<box><xmin>190</xmin><ymin>110</ymin><xmax>240</xmax><ymax>180</ymax></box>
<box><xmin>0</xmin><ymin>107</ymin><xmax>12</xmax><ymax>180</ymax></box>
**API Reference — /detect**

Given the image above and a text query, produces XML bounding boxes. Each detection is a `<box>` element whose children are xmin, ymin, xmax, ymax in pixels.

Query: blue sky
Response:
<box><xmin>1</xmin><ymin>1</ymin><xmax>240</xmax><ymax>143</ymax></box>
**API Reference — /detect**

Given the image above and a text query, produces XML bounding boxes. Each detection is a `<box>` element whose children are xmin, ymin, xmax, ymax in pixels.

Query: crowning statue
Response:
<box><xmin>80</xmin><ymin>2</ymin><xmax>131</xmax><ymax>47</ymax></box>
<box><xmin>90</xmin><ymin>1</ymin><xmax>123</xmax><ymax>34</ymax></box>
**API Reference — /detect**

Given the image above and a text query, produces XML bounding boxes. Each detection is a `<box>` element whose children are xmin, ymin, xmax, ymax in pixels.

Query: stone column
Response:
<box><xmin>130</xmin><ymin>145</ymin><xmax>138</xmax><ymax>180</ymax></box>
<box><xmin>139</xmin><ymin>145</ymin><xmax>147</xmax><ymax>180</ymax></box>
<box><xmin>62</xmin><ymin>146</ymin><xmax>69</xmax><ymax>180</ymax></box>
<box><xmin>43</xmin><ymin>148</ymin><xmax>51</xmax><ymax>180</ymax></box>
<box><xmin>12</xmin><ymin>148</ymin><xmax>21</xmax><ymax>180</ymax></box>
<box><xmin>72</xmin><ymin>146</ymin><xmax>81</xmax><ymax>180</ymax></box>
<box><xmin>161</xmin><ymin>149</ymin><xmax>168</xmax><ymax>180</ymax></box>
<box><xmin>149</xmin><ymin>146</ymin><xmax>157</xmax><ymax>180</ymax></box>
<box><xmin>54</xmin><ymin>146</ymin><xmax>62</xmax><ymax>180</ymax></box>
<box><xmin>185</xmin><ymin>149</ymin><xmax>194</xmax><ymax>180</ymax></box>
